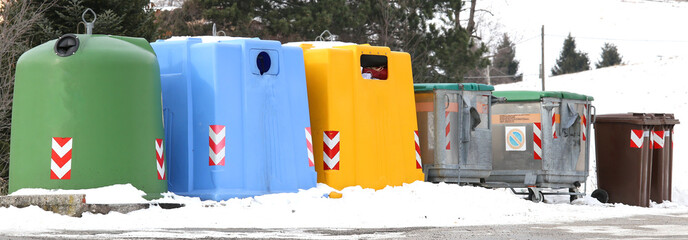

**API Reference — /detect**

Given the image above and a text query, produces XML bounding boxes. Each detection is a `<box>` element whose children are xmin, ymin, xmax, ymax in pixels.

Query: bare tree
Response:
<box><xmin>0</xmin><ymin>0</ymin><xmax>56</xmax><ymax>195</ymax></box>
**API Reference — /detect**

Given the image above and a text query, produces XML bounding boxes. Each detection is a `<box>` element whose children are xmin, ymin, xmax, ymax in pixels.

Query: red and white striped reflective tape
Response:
<box><xmin>323</xmin><ymin>131</ymin><xmax>340</xmax><ymax>170</ymax></box>
<box><xmin>581</xmin><ymin>106</ymin><xmax>587</xmax><ymax>141</ymax></box>
<box><xmin>551</xmin><ymin>111</ymin><xmax>558</xmax><ymax>139</ymax></box>
<box><xmin>414</xmin><ymin>130</ymin><xmax>422</xmax><ymax>169</ymax></box>
<box><xmin>155</xmin><ymin>139</ymin><xmax>165</xmax><ymax>180</ymax></box>
<box><xmin>305</xmin><ymin>127</ymin><xmax>314</xmax><ymax>167</ymax></box>
<box><xmin>630</xmin><ymin>129</ymin><xmax>645</xmax><ymax>148</ymax></box>
<box><xmin>51</xmin><ymin>137</ymin><xmax>72</xmax><ymax>180</ymax></box>
<box><xmin>652</xmin><ymin>130</ymin><xmax>665</xmax><ymax>149</ymax></box>
<box><xmin>533</xmin><ymin>123</ymin><xmax>542</xmax><ymax>160</ymax></box>
<box><xmin>445</xmin><ymin>111</ymin><xmax>451</xmax><ymax>150</ymax></box>
<box><xmin>209</xmin><ymin>125</ymin><xmax>226</xmax><ymax>166</ymax></box>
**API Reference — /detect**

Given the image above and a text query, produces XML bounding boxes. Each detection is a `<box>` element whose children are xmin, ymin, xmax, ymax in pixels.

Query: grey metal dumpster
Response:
<box><xmin>488</xmin><ymin>91</ymin><xmax>594</xmax><ymax>202</ymax></box>
<box><xmin>414</xmin><ymin>83</ymin><xmax>495</xmax><ymax>184</ymax></box>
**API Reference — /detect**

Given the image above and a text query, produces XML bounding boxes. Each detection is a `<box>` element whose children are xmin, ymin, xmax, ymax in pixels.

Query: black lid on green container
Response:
<box><xmin>493</xmin><ymin>90</ymin><xmax>594</xmax><ymax>102</ymax></box>
<box><xmin>413</xmin><ymin>83</ymin><xmax>495</xmax><ymax>92</ymax></box>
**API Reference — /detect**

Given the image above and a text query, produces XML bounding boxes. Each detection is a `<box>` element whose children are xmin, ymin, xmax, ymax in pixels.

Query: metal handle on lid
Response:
<box><xmin>315</xmin><ymin>30</ymin><xmax>334</xmax><ymax>41</ymax></box>
<box><xmin>82</xmin><ymin>8</ymin><xmax>97</xmax><ymax>35</ymax></box>
<box><xmin>212</xmin><ymin>23</ymin><xmax>227</xmax><ymax>36</ymax></box>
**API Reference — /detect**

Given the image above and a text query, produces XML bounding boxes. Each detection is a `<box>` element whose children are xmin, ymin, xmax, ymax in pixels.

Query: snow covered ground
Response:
<box><xmin>1</xmin><ymin>182</ymin><xmax>687</xmax><ymax>235</ymax></box>
<box><xmin>2</xmin><ymin>0</ymin><xmax>688</xmax><ymax>236</ymax></box>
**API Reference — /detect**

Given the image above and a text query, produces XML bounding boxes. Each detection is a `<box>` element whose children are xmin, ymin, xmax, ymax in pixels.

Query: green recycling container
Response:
<box><xmin>9</xmin><ymin>34</ymin><xmax>166</xmax><ymax>199</ymax></box>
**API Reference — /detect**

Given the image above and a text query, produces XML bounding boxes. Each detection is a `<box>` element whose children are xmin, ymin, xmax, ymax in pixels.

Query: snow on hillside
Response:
<box><xmin>495</xmin><ymin>55</ymin><xmax>688</xmax><ymax>206</ymax></box>
<box><xmin>482</xmin><ymin>0</ymin><xmax>688</xmax><ymax>80</ymax></box>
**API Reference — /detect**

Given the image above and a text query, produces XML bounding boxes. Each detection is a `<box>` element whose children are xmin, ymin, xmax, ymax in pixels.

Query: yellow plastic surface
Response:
<box><xmin>301</xmin><ymin>44</ymin><xmax>424</xmax><ymax>190</ymax></box>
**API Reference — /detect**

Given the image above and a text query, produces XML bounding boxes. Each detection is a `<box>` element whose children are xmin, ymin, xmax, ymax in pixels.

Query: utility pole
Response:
<box><xmin>486</xmin><ymin>65</ymin><xmax>491</xmax><ymax>85</ymax></box>
<box><xmin>541</xmin><ymin>25</ymin><xmax>545</xmax><ymax>91</ymax></box>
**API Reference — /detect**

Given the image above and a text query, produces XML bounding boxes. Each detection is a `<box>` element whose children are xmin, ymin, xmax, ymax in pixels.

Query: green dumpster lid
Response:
<box><xmin>413</xmin><ymin>83</ymin><xmax>495</xmax><ymax>92</ymax></box>
<box><xmin>493</xmin><ymin>91</ymin><xmax>594</xmax><ymax>102</ymax></box>
<box><xmin>561</xmin><ymin>91</ymin><xmax>595</xmax><ymax>101</ymax></box>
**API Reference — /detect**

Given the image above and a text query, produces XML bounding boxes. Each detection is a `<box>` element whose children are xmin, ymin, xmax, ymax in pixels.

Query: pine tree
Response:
<box><xmin>551</xmin><ymin>34</ymin><xmax>590</xmax><ymax>76</ymax></box>
<box><xmin>595</xmin><ymin>42</ymin><xmax>623</xmax><ymax>68</ymax></box>
<box><xmin>490</xmin><ymin>33</ymin><xmax>521</xmax><ymax>84</ymax></box>
<box><xmin>39</xmin><ymin>0</ymin><xmax>156</xmax><ymax>41</ymax></box>
<box><xmin>155</xmin><ymin>0</ymin><xmax>490</xmax><ymax>83</ymax></box>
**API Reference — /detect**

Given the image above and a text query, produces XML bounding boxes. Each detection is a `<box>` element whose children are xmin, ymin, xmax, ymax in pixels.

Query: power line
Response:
<box><xmin>490</xmin><ymin>34</ymin><xmax>540</xmax><ymax>54</ymax></box>
<box><xmin>546</xmin><ymin>34</ymin><xmax>688</xmax><ymax>43</ymax></box>
<box><xmin>464</xmin><ymin>75</ymin><xmax>518</xmax><ymax>79</ymax></box>
<box><xmin>464</xmin><ymin>73</ymin><xmax>539</xmax><ymax>79</ymax></box>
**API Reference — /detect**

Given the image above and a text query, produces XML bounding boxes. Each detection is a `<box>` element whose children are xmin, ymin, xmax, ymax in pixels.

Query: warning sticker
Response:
<box><xmin>476</xmin><ymin>96</ymin><xmax>488</xmax><ymax>114</ymax></box>
<box><xmin>493</xmin><ymin>113</ymin><xmax>541</xmax><ymax>124</ymax></box>
<box><xmin>505</xmin><ymin>126</ymin><xmax>527</xmax><ymax>151</ymax></box>
<box><xmin>415</xmin><ymin>102</ymin><xmax>434</xmax><ymax>112</ymax></box>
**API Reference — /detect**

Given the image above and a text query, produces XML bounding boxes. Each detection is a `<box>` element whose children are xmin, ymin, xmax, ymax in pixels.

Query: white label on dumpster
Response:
<box><xmin>505</xmin><ymin>126</ymin><xmax>526</xmax><ymax>151</ymax></box>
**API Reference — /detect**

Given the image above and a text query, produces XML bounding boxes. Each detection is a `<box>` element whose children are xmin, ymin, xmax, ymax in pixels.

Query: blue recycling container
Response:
<box><xmin>151</xmin><ymin>37</ymin><xmax>317</xmax><ymax>201</ymax></box>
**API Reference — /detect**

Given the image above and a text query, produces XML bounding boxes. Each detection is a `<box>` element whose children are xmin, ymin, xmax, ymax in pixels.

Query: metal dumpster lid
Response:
<box><xmin>594</xmin><ymin>113</ymin><xmax>675</xmax><ymax>125</ymax></box>
<box><xmin>493</xmin><ymin>90</ymin><xmax>594</xmax><ymax>102</ymax></box>
<box><xmin>413</xmin><ymin>83</ymin><xmax>495</xmax><ymax>92</ymax></box>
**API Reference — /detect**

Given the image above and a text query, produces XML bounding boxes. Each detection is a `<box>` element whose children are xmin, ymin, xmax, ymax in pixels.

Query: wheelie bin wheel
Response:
<box><xmin>527</xmin><ymin>188</ymin><xmax>543</xmax><ymax>203</ymax></box>
<box><xmin>591</xmin><ymin>189</ymin><xmax>609</xmax><ymax>203</ymax></box>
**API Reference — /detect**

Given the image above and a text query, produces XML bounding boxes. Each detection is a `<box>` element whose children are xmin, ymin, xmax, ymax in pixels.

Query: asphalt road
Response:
<box><xmin>5</xmin><ymin>212</ymin><xmax>688</xmax><ymax>240</ymax></box>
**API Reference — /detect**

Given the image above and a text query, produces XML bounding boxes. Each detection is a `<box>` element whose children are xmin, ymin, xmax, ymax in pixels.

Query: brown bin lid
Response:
<box><xmin>594</xmin><ymin>113</ymin><xmax>665</xmax><ymax>125</ymax></box>
<box><xmin>649</xmin><ymin>113</ymin><xmax>680</xmax><ymax>125</ymax></box>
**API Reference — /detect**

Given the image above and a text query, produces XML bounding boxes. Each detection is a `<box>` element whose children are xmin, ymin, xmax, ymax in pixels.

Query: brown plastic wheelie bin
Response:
<box><xmin>649</xmin><ymin>113</ymin><xmax>679</xmax><ymax>203</ymax></box>
<box><xmin>593</xmin><ymin>113</ymin><xmax>663</xmax><ymax>207</ymax></box>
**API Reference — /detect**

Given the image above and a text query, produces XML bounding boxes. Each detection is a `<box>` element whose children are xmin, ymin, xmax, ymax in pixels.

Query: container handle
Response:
<box><xmin>315</xmin><ymin>30</ymin><xmax>335</xmax><ymax>41</ymax></box>
<box><xmin>469</xmin><ymin>107</ymin><xmax>481</xmax><ymax>131</ymax></box>
<box><xmin>490</xmin><ymin>96</ymin><xmax>506</xmax><ymax>104</ymax></box>
<box><xmin>82</xmin><ymin>8</ymin><xmax>97</xmax><ymax>35</ymax></box>
<box><xmin>590</xmin><ymin>105</ymin><xmax>597</xmax><ymax>124</ymax></box>
<box><xmin>211</xmin><ymin>23</ymin><xmax>226</xmax><ymax>36</ymax></box>
<box><xmin>444</xmin><ymin>94</ymin><xmax>450</xmax><ymax>110</ymax></box>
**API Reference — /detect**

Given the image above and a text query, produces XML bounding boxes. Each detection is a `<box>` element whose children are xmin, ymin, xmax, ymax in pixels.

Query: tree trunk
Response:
<box><xmin>466</xmin><ymin>0</ymin><xmax>476</xmax><ymax>35</ymax></box>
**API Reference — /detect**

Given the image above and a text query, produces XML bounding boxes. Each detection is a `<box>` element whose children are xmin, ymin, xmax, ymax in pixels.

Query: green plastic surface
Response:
<box><xmin>493</xmin><ymin>90</ymin><xmax>593</xmax><ymax>102</ymax></box>
<box><xmin>561</xmin><ymin>91</ymin><xmax>595</xmax><ymax>101</ymax></box>
<box><xmin>413</xmin><ymin>83</ymin><xmax>495</xmax><ymax>92</ymax></box>
<box><xmin>9</xmin><ymin>34</ymin><xmax>166</xmax><ymax>199</ymax></box>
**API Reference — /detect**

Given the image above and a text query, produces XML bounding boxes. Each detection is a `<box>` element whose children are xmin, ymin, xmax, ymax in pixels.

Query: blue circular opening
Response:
<box><xmin>257</xmin><ymin>52</ymin><xmax>271</xmax><ymax>75</ymax></box>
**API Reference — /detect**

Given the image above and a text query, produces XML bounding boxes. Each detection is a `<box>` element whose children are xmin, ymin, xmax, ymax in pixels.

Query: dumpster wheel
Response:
<box><xmin>569</xmin><ymin>187</ymin><xmax>580</xmax><ymax>202</ymax></box>
<box><xmin>591</xmin><ymin>189</ymin><xmax>609</xmax><ymax>203</ymax></box>
<box><xmin>527</xmin><ymin>188</ymin><xmax>543</xmax><ymax>203</ymax></box>
<box><xmin>569</xmin><ymin>181</ymin><xmax>582</xmax><ymax>202</ymax></box>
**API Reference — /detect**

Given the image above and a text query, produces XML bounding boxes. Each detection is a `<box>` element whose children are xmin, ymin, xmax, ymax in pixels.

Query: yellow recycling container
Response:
<box><xmin>299</xmin><ymin>43</ymin><xmax>424</xmax><ymax>190</ymax></box>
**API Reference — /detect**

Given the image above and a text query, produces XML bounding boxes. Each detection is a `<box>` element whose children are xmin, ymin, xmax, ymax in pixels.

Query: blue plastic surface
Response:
<box><xmin>152</xmin><ymin>37</ymin><xmax>317</xmax><ymax>201</ymax></box>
